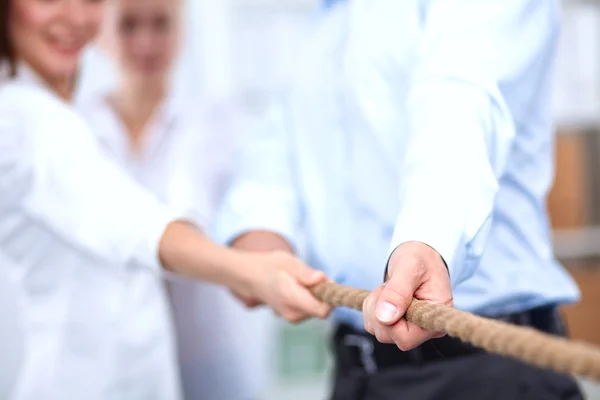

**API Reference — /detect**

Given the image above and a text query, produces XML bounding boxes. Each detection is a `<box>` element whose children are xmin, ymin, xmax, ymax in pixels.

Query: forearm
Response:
<box><xmin>230</xmin><ymin>230</ymin><xmax>295</xmax><ymax>253</ymax></box>
<box><xmin>159</xmin><ymin>221</ymin><xmax>252</xmax><ymax>294</ymax></box>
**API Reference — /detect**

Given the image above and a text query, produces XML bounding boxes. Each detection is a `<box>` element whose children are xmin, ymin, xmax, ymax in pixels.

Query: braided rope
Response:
<box><xmin>310</xmin><ymin>281</ymin><xmax>600</xmax><ymax>381</ymax></box>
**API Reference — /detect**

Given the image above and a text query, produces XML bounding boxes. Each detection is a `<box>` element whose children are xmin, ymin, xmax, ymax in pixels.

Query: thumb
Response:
<box><xmin>375</xmin><ymin>275</ymin><xmax>415</xmax><ymax>326</ymax></box>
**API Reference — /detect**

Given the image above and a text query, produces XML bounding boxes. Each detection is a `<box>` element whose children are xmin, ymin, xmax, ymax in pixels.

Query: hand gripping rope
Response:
<box><xmin>310</xmin><ymin>281</ymin><xmax>600</xmax><ymax>381</ymax></box>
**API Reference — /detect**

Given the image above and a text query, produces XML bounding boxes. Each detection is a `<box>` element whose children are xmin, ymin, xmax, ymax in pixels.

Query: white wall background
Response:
<box><xmin>552</xmin><ymin>0</ymin><xmax>600</xmax><ymax>128</ymax></box>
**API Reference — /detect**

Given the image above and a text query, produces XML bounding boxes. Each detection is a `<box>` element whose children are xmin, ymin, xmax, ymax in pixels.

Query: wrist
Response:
<box><xmin>220</xmin><ymin>249</ymin><xmax>258</xmax><ymax>298</ymax></box>
<box><xmin>231</xmin><ymin>230</ymin><xmax>294</xmax><ymax>253</ymax></box>
<box><xmin>385</xmin><ymin>241</ymin><xmax>447</xmax><ymax>280</ymax></box>
<box><xmin>159</xmin><ymin>221</ymin><xmax>254</xmax><ymax>293</ymax></box>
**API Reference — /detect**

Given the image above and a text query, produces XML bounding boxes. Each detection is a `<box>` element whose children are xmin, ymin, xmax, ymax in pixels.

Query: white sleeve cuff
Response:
<box><xmin>388</xmin><ymin>216</ymin><xmax>464</xmax><ymax>283</ymax></box>
<box><xmin>128</xmin><ymin>203</ymin><xmax>187</xmax><ymax>270</ymax></box>
<box><xmin>388</xmin><ymin>191</ymin><xmax>494</xmax><ymax>286</ymax></box>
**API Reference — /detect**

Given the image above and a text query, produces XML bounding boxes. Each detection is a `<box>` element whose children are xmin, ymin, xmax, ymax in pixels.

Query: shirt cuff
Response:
<box><xmin>130</xmin><ymin>203</ymin><xmax>200</xmax><ymax>271</ymax></box>
<box><xmin>387</xmin><ymin>191</ymin><xmax>495</xmax><ymax>286</ymax></box>
<box><xmin>387</xmin><ymin>203</ymin><xmax>466</xmax><ymax>285</ymax></box>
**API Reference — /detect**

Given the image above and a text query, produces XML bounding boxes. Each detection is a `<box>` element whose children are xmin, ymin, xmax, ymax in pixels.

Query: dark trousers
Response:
<box><xmin>329</xmin><ymin>305</ymin><xmax>585</xmax><ymax>400</ymax></box>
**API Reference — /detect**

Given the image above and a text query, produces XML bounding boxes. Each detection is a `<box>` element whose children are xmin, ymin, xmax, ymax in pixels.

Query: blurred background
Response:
<box><xmin>4</xmin><ymin>0</ymin><xmax>600</xmax><ymax>398</ymax></box>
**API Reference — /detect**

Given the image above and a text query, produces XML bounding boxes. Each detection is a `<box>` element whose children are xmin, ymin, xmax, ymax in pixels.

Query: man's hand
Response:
<box><xmin>229</xmin><ymin>230</ymin><xmax>295</xmax><ymax>308</ymax></box>
<box><xmin>362</xmin><ymin>241</ymin><xmax>453</xmax><ymax>351</ymax></box>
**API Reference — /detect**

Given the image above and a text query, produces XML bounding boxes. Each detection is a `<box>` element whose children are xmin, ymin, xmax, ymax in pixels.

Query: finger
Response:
<box><xmin>362</xmin><ymin>285</ymin><xmax>383</xmax><ymax>334</ymax></box>
<box><xmin>229</xmin><ymin>290</ymin><xmax>263</xmax><ymax>308</ymax></box>
<box><xmin>373</xmin><ymin>324</ymin><xmax>395</xmax><ymax>344</ymax></box>
<box><xmin>390</xmin><ymin>319</ymin><xmax>434</xmax><ymax>351</ymax></box>
<box><xmin>376</xmin><ymin>257</ymin><xmax>423</xmax><ymax>326</ymax></box>
<box><xmin>281</xmin><ymin>310</ymin><xmax>311</xmax><ymax>324</ymax></box>
<box><xmin>275</xmin><ymin>301</ymin><xmax>314</xmax><ymax>324</ymax></box>
<box><xmin>287</xmin><ymin>283</ymin><xmax>333</xmax><ymax>319</ymax></box>
<box><xmin>362</xmin><ymin>294</ymin><xmax>375</xmax><ymax>334</ymax></box>
<box><xmin>244</xmin><ymin>299</ymin><xmax>263</xmax><ymax>308</ymax></box>
<box><xmin>305</xmin><ymin>270</ymin><xmax>327</xmax><ymax>286</ymax></box>
<box><xmin>279</xmin><ymin>256</ymin><xmax>327</xmax><ymax>287</ymax></box>
<box><xmin>375</xmin><ymin>279</ymin><xmax>410</xmax><ymax>326</ymax></box>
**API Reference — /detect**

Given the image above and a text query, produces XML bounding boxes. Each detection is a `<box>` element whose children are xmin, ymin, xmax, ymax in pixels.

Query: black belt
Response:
<box><xmin>332</xmin><ymin>304</ymin><xmax>567</xmax><ymax>373</ymax></box>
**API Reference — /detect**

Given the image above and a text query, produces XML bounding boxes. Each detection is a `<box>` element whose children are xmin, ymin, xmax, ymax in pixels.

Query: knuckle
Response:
<box><xmin>363</xmin><ymin>294</ymin><xmax>374</xmax><ymax>311</ymax></box>
<box><xmin>372</xmin><ymin>285</ymin><xmax>384</xmax><ymax>297</ymax></box>
<box><xmin>393</xmin><ymin>333</ymin><xmax>422</xmax><ymax>352</ymax></box>
<box><xmin>317</xmin><ymin>306</ymin><xmax>331</xmax><ymax>319</ymax></box>
<box><xmin>282</xmin><ymin>300</ymin><xmax>295</xmax><ymax>312</ymax></box>
<box><xmin>312</xmin><ymin>307</ymin><xmax>324</xmax><ymax>319</ymax></box>
<box><xmin>382</xmin><ymin>284</ymin><xmax>409</xmax><ymax>307</ymax></box>
<box><xmin>282</xmin><ymin>290</ymin><xmax>299</xmax><ymax>309</ymax></box>
<box><xmin>363</xmin><ymin>293</ymin><xmax>377</xmax><ymax>314</ymax></box>
<box><xmin>374</xmin><ymin>328</ymin><xmax>392</xmax><ymax>344</ymax></box>
<box><xmin>279</xmin><ymin>309</ymin><xmax>295</xmax><ymax>322</ymax></box>
<box><xmin>389</xmin><ymin>328</ymin><xmax>410</xmax><ymax>351</ymax></box>
<box><xmin>364</xmin><ymin>320</ymin><xmax>373</xmax><ymax>334</ymax></box>
<box><xmin>287</xmin><ymin>312</ymin><xmax>305</xmax><ymax>324</ymax></box>
<box><xmin>293</xmin><ymin>316</ymin><xmax>307</xmax><ymax>324</ymax></box>
<box><xmin>396</xmin><ymin>339</ymin><xmax>412</xmax><ymax>352</ymax></box>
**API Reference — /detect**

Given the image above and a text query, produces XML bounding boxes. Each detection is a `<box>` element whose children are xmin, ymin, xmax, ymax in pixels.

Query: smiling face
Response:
<box><xmin>9</xmin><ymin>0</ymin><xmax>106</xmax><ymax>88</ymax></box>
<box><xmin>113</xmin><ymin>0</ymin><xmax>180</xmax><ymax>86</ymax></box>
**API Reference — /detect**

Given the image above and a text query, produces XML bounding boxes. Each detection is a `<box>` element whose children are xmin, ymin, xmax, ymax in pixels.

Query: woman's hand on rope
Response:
<box><xmin>239</xmin><ymin>250</ymin><xmax>333</xmax><ymax>323</ymax></box>
<box><xmin>229</xmin><ymin>230</ymin><xmax>332</xmax><ymax>323</ymax></box>
<box><xmin>228</xmin><ymin>230</ymin><xmax>295</xmax><ymax>309</ymax></box>
<box><xmin>362</xmin><ymin>241</ymin><xmax>453</xmax><ymax>351</ymax></box>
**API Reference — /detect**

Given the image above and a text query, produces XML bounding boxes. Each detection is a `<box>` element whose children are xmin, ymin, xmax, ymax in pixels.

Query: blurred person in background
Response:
<box><xmin>0</xmin><ymin>0</ymin><xmax>332</xmax><ymax>399</ymax></box>
<box><xmin>79</xmin><ymin>0</ymin><xmax>277</xmax><ymax>398</ymax></box>
<box><xmin>216</xmin><ymin>0</ymin><xmax>584</xmax><ymax>399</ymax></box>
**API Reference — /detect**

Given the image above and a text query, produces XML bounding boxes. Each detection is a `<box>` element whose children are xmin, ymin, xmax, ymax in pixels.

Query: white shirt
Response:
<box><xmin>216</xmin><ymin>0</ymin><xmax>580</xmax><ymax>329</ymax></box>
<box><xmin>75</xmin><ymin>45</ymin><xmax>118</xmax><ymax>106</ymax></box>
<box><xmin>0</xmin><ymin>259</ymin><xmax>23</xmax><ymax>399</ymax></box>
<box><xmin>79</xmin><ymin>91</ymin><xmax>277</xmax><ymax>400</ymax></box>
<box><xmin>0</xmin><ymin>65</ymin><xmax>184</xmax><ymax>400</ymax></box>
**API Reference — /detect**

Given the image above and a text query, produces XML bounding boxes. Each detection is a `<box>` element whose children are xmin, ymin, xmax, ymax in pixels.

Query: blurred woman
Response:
<box><xmin>0</xmin><ymin>0</ymin><xmax>331</xmax><ymax>399</ymax></box>
<box><xmin>79</xmin><ymin>0</ymin><xmax>278</xmax><ymax>398</ymax></box>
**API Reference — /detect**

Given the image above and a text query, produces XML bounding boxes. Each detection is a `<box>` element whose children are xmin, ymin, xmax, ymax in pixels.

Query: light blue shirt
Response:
<box><xmin>215</xmin><ymin>0</ymin><xmax>580</xmax><ymax>330</ymax></box>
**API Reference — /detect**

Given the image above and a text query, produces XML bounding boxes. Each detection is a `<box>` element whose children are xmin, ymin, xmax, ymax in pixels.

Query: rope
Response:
<box><xmin>310</xmin><ymin>281</ymin><xmax>600</xmax><ymax>381</ymax></box>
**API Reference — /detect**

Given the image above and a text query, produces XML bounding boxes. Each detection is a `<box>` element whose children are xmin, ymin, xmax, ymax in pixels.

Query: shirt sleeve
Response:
<box><xmin>388</xmin><ymin>0</ymin><xmax>559</xmax><ymax>285</ymax></box>
<box><xmin>213</xmin><ymin>98</ymin><xmax>302</xmax><ymax>250</ymax></box>
<box><xmin>0</xmin><ymin>104</ymin><xmax>185</xmax><ymax>270</ymax></box>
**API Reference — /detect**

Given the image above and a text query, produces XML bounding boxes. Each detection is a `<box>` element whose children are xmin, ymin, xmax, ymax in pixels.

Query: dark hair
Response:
<box><xmin>0</xmin><ymin>0</ymin><xmax>16</xmax><ymax>77</ymax></box>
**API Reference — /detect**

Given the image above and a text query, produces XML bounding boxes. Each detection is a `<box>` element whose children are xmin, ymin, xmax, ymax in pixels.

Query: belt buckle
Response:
<box><xmin>343</xmin><ymin>334</ymin><xmax>378</xmax><ymax>375</ymax></box>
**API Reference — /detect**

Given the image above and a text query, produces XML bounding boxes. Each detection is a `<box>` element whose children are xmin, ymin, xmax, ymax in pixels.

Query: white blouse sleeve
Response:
<box><xmin>0</xmin><ymin>89</ymin><xmax>185</xmax><ymax>270</ymax></box>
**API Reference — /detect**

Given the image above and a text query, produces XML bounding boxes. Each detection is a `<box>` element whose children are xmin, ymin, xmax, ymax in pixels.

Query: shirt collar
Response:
<box><xmin>2</xmin><ymin>61</ymin><xmax>77</xmax><ymax>105</ymax></box>
<box><xmin>1</xmin><ymin>61</ymin><xmax>50</xmax><ymax>91</ymax></box>
<box><xmin>92</xmin><ymin>87</ymin><xmax>188</xmax><ymax>160</ymax></box>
